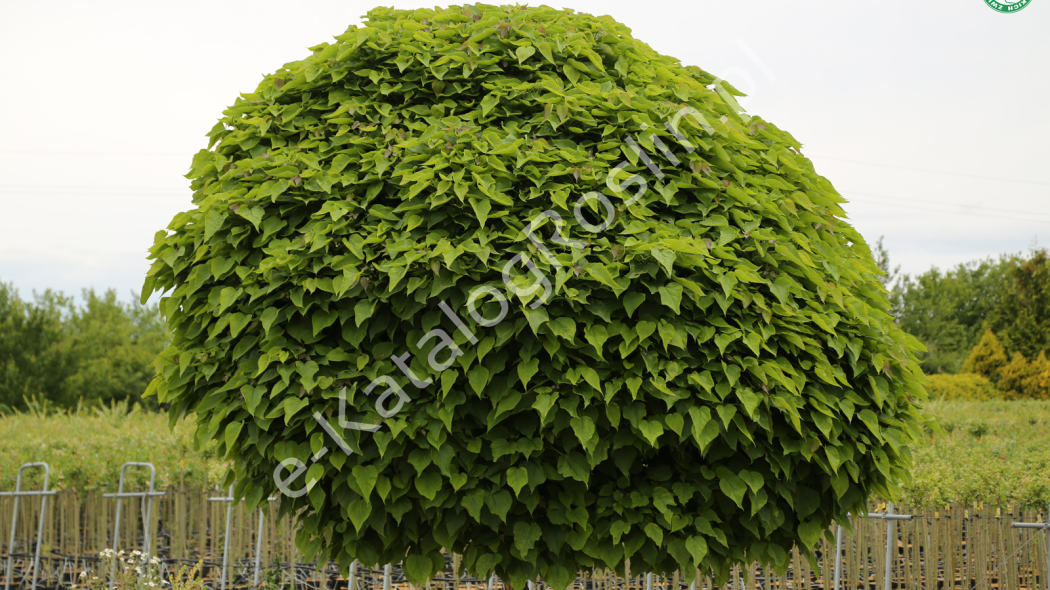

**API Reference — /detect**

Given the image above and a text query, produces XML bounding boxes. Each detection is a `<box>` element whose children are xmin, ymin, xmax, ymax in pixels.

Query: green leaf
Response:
<box><xmin>657</xmin><ymin>283</ymin><xmax>684</xmax><ymax>314</ymax></box>
<box><xmin>638</xmin><ymin>420</ymin><xmax>664</xmax><ymax>446</ymax></box>
<box><xmin>468</xmin><ymin>365</ymin><xmax>490</xmax><ymax>395</ymax></box>
<box><xmin>584</xmin><ymin>324</ymin><xmax>609</xmax><ymax>358</ymax></box>
<box><xmin>685</xmin><ymin>536</ymin><xmax>708</xmax><ymax>567</ymax></box>
<box><xmin>347</xmin><ymin>498</ymin><xmax>371</xmax><ymax>532</ymax></box>
<box><xmin>218</xmin><ymin>287</ymin><xmax>242</xmax><ymax>314</ymax></box>
<box><xmin>717</xmin><ymin>469</ymin><xmax>747</xmax><ymax>508</ymax></box>
<box><xmin>548</xmin><ymin>317</ymin><xmax>577</xmax><ymax>341</ymax></box>
<box><xmin>469</xmin><ymin>197</ymin><xmax>491</xmax><ymax>226</ymax></box>
<box><xmin>283</xmin><ymin>397</ymin><xmax>309</xmax><ymax>425</ymax></box>
<box><xmin>623</xmin><ymin>292</ymin><xmax>646</xmax><ymax>318</ymax></box>
<box><xmin>513</xmin><ymin>520</ymin><xmax>543</xmax><ymax>555</ymax></box>
<box><xmin>415</xmin><ymin>471</ymin><xmax>442</xmax><ymax>501</ymax></box>
<box><xmin>353</xmin><ymin>465</ymin><xmax>379</xmax><ymax>499</ymax></box>
<box><xmin>224</xmin><ymin>421</ymin><xmax>243</xmax><ymax>450</ymax></box>
<box><xmin>643</xmin><ymin>523</ymin><xmax>664</xmax><ymax>546</ymax></box>
<box><xmin>636</xmin><ymin>320</ymin><xmax>656</xmax><ymax>342</ymax></box>
<box><xmin>507</xmin><ymin>466</ymin><xmax>529</xmax><ymax>495</ymax></box>
<box><xmin>532</xmin><ymin>392</ymin><xmax>558</xmax><ymax>422</ymax></box>
<box><xmin>516</xmin><ymin>45</ymin><xmax>537</xmax><ymax>63</ymax></box>
<box><xmin>651</xmin><ymin>248</ymin><xmax>676</xmax><ymax>276</ymax></box>
<box><xmin>403</xmin><ymin>554</ymin><xmax>436</xmax><ymax>587</ymax></box>
<box><xmin>354</xmin><ymin>300</ymin><xmax>374</xmax><ymax>326</ymax></box>
<box><xmin>480</xmin><ymin>94</ymin><xmax>499</xmax><ymax>117</ymax></box>
<box><xmin>485</xmin><ymin>490</ymin><xmax>513</xmax><ymax>522</ymax></box>
<box><xmin>570</xmin><ymin>415</ymin><xmax>597</xmax><ymax>447</ymax></box>
<box><xmin>229</xmin><ymin>313</ymin><xmax>251</xmax><ymax>337</ymax></box>
<box><xmin>798</xmin><ymin>519</ymin><xmax>824</xmax><ymax>548</ymax></box>
<box><xmin>260</xmin><ymin>307</ymin><xmax>280</xmax><ymax>336</ymax></box>
<box><xmin>518</xmin><ymin>357</ymin><xmax>540</xmax><ymax>388</ymax></box>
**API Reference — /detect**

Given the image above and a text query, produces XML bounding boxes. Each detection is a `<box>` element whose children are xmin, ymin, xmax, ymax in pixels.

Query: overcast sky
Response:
<box><xmin>1</xmin><ymin>0</ymin><xmax>1047</xmax><ymax>303</ymax></box>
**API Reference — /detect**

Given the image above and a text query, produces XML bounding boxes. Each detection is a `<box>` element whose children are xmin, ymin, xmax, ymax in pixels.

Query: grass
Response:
<box><xmin>3</xmin><ymin>399</ymin><xmax>1049</xmax><ymax>508</ymax></box>
<box><xmin>904</xmin><ymin>400</ymin><xmax>1050</xmax><ymax>508</ymax></box>
<box><xmin>0</xmin><ymin>400</ymin><xmax>225</xmax><ymax>493</ymax></box>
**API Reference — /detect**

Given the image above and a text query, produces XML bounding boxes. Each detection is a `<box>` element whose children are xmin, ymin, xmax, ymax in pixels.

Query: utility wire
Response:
<box><xmin>0</xmin><ymin>183</ymin><xmax>186</xmax><ymax>194</ymax></box>
<box><xmin>810</xmin><ymin>154</ymin><xmax>1050</xmax><ymax>187</ymax></box>
<box><xmin>841</xmin><ymin>189</ymin><xmax>1050</xmax><ymax>220</ymax></box>
<box><xmin>0</xmin><ymin>149</ymin><xmax>187</xmax><ymax>157</ymax></box>
<box><xmin>845</xmin><ymin>197</ymin><xmax>1050</xmax><ymax>226</ymax></box>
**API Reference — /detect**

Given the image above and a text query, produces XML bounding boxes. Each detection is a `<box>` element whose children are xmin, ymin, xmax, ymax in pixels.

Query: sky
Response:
<box><xmin>1</xmin><ymin>0</ymin><xmax>1047</xmax><ymax>303</ymax></box>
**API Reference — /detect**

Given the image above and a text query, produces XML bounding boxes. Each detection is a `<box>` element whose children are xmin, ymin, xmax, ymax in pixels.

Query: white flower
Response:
<box><xmin>148</xmin><ymin>583</ymin><xmax>157</xmax><ymax>587</ymax></box>
<box><xmin>150</xmin><ymin>557</ymin><xmax>160</xmax><ymax>564</ymax></box>
<box><xmin>80</xmin><ymin>572</ymin><xmax>88</xmax><ymax>578</ymax></box>
<box><xmin>132</xmin><ymin>550</ymin><xmax>141</xmax><ymax>556</ymax></box>
<box><xmin>135</xmin><ymin>567</ymin><xmax>143</xmax><ymax>574</ymax></box>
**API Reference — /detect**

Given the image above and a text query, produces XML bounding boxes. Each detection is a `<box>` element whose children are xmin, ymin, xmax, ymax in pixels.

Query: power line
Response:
<box><xmin>845</xmin><ymin>196</ymin><xmax>1050</xmax><ymax>225</ymax></box>
<box><xmin>0</xmin><ymin>149</ymin><xmax>188</xmax><ymax>157</ymax></box>
<box><xmin>810</xmin><ymin>154</ymin><xmax>1050</xmax><ymax>187</ymax></box>
<box><xmin>0</xmin><ymin>183</ymin><xmax>187</xmax><ymax>194</ymax></box>
<box><xmin>842</xmin><ymin>189</ymin><xmax>1050</xmax><ymax>219</ymax></box>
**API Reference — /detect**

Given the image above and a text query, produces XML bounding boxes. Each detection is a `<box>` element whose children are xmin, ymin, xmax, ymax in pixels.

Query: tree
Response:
<box><xmin>987</xmin><ymin>249</ymin><xmax>1050</xmax><ymax>359</ymax></box>
<box><xmin>0</xmin><ymin>281</ymin><xmax>167</xmax><ymax>411</ymax></box>
<box><xmin>872</xmin><ymin>236</ymin><xmax>899</xmax><ymax>290</ymax></box>
<box><xmin>142</xmin><ymin>6</ymin><xmax>929</xmax><ymax>588</ymax></box>
<box><xmin>960</xmin><ymin>329</ymin><xmax>1009</xmax><ymax>380</ymax></box>
<box><xmin>0</xmin><ymin>282</ymin><xmax>75</xmax><ymax>410</ymax></box>
<box><xmin>892</xmin><ymin>256</ymin><xmax>1016</xmax><ymax>374</ymax></box>
<box><xmin>64</xmin><ymin>289</ymin><xmax>170</xmax><ymax>408</ymax></box>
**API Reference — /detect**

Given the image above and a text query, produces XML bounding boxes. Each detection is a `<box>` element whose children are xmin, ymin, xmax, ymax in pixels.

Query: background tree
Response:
<box><xmin>960</xmin><ymin>329</ymin><xmax>1009</xmax><ymax>381</ymax></box>
<box><xmin>0</xmin><ymin>282</ymin><xmax>75</xmax><ymax>411</ymax></box>
<box><xmin>987</xmin><ymin>249</ymin><xmax>1050</xmax><ymax>359</ymax></box>
<box><xmin>0</xmin><ymin>280</ymin><xmax>167</xmax><ymax>412</ymax></box>
<box><xmin>872</xmin><ymin>236</ymin><xmax>900</xmax><ymax>290</ymax></box>
<box><xmin>892</xmin><ymin>256</ymin><xmax>1015</xmax><ymax>373</ymax></box>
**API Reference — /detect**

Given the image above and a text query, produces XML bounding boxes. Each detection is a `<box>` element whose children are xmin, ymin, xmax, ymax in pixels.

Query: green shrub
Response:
<box><xmin>967</xmin><ymin>421</ymin><xmax>989</xmax><ymax>438</ymax></box>
<box><xmin>924</xmin><ymin>373</ymin><xmax>1000</xmax><ymax>401</ymax></box>
<box><xmin>142</xmin><ymin>5</ymin><xmax>929</xmax><ymax>588</ymax></box>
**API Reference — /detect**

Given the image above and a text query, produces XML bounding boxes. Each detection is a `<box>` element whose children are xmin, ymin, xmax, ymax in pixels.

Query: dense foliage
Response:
<box><xmin>0</xmin><ymin>281</ymin><xmax>168</xmax><ymax>413</ymax></box>
<box><xmin>142</xmin><ymin>5</ymin><xmax>929</xmax><ymax>587</ymax></box>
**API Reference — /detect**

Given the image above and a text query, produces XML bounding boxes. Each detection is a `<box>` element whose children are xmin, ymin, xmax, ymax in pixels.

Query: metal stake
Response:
<box><xmin>102</xmin><ymin>462</ymin><xmax>165</xmax><ymax>588</ymax></box>
<box><xmin>1</xmin><ymin>463</ymin><xmax>57</xmax><ymax>590</ymax></box>
<box><xmin>383</xmin><ymin>564</ymin><xmax>392</xmax><ymax>590</ymax></box>
<box><xmin>1011</xmin><ymin>502</ymin><xmax>1050</xmax><ymax>590</ymax></box>
<box><xmin>348</xmin><ymin>561</ymin><xmax>358</xmax><ymax>590</ymax></box>
<box><xmin>833</xmin><ymin>525</ymin><xmax>844</xmax><ymax>590</ymax></box>
<box><xmin>251</xmin><ymin>496</ymin><xmax>279</xmax><ymax>588</ymax></box>
<box><xmin>644</xmin><ymin>574</ymin><xmax>653</xmax><ymax>590</ymax></box>
<box><xmin>209</xmin><ymin>485</ymin><xmax>237</xmax><ymax>590</ymax></box>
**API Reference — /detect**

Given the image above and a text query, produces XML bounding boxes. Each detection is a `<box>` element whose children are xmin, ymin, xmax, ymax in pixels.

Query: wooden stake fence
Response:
<box><xmin>1</xmin><ymin>493</ymin><xmax>1048</xmax><ymax>590</ymax></box>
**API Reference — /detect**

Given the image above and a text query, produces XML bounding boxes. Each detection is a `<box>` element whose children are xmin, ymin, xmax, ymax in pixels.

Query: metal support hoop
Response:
<box><xmin>102</xmin><ymin>462</ymin><xmax>165</xmax><ymax>588</ymax></box>
<box><xmin>2</xmin><ymin>463</ymin><xmax>56</xmax><ymax>590</ymax></box>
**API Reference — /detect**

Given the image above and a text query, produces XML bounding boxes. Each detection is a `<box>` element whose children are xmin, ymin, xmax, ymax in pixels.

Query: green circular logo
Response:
<box><xmin>984</xmin><ymin>0</ymin><xmax>1032</xmax><ymax>12</ymax></box>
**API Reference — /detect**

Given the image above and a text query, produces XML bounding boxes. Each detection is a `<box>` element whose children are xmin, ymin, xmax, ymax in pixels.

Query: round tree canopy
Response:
<box><xmin>143</xmin><ymin>4</ymin><xmax>930</xmax><ymax>588</ymax></box>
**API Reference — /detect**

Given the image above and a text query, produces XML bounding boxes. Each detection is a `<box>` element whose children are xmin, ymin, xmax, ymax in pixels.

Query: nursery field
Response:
<box><xmin>3</xmin><ymin>400</ymin><xmax>1050</xmax><ymax>508</ymax></box>
<box><xmin>0</xmin><ymin>402</ymin><xmax>225</xmax><ymax>493</ymax></box>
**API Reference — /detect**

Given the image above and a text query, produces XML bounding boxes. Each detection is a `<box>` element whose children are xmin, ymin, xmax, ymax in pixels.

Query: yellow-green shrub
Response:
<box><xmin>998</xmin><ymin>351</ymin><xmax>1050</xmax><ymax>400</ymax></box>
<box><xmin>925</xmin><ymin>373</ymin><xmax>1000</xmax><ymax>401</ymax></box>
